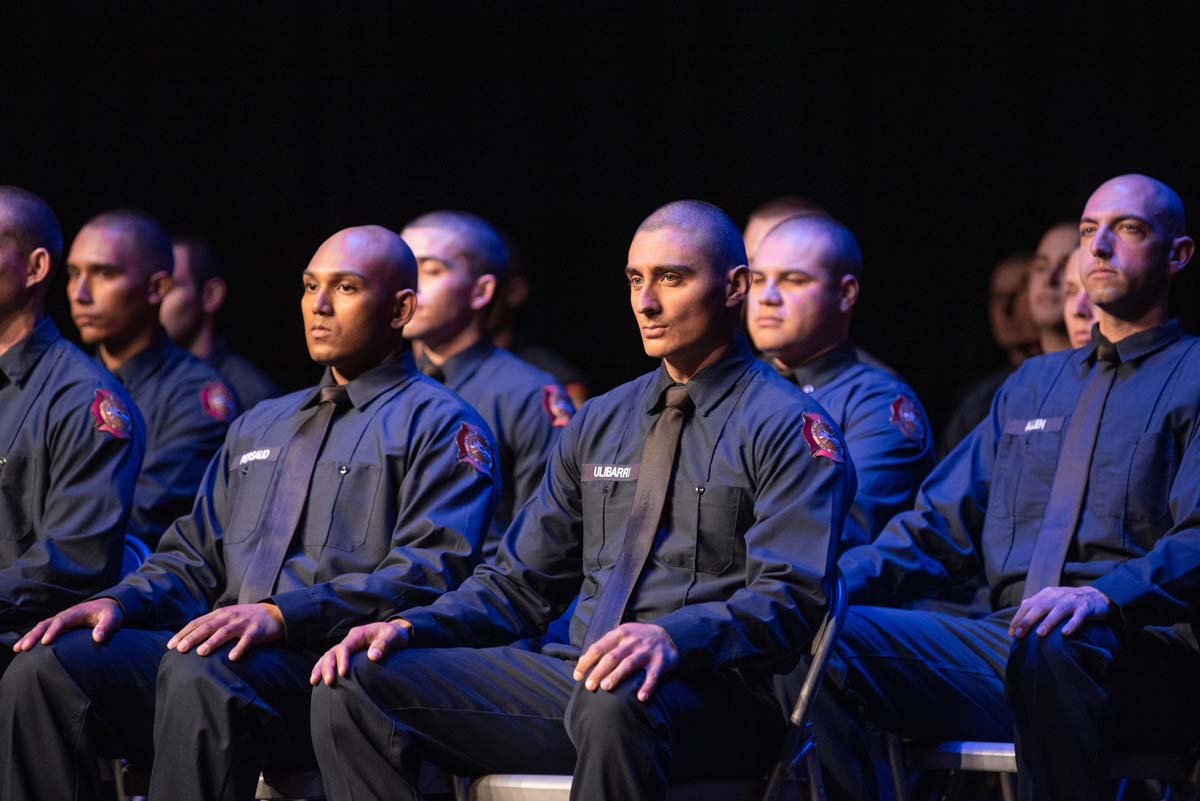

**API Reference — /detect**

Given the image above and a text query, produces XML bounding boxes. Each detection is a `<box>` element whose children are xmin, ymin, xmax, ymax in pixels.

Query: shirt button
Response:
<box><xmin>0</xmin><ymin>456</ymin><xmax>6</xmax><ymax>467</ymax></box>
<box><xmin>240</xmin><ymin>466</ymin><xmax>248</xmax><ymax>476</ymax></box>
<box><xmin>338</xmin><ymin>465</ymin><xmax>350</xmax><ymax>476</ymax></box>
<box><xmin>694</xmin><ymin>485</ymin><xmax>705</xmax><ymax>494</ymax></box>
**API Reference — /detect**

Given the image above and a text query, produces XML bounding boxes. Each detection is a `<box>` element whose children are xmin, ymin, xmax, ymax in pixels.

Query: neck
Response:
<box><xmin>418</xmin><ymin>319</ymin><xmax>485</xmax><ymax>367</ymax></box>
<box><xmin>1037</xmin><ymin>327</ymin><xmax>1072</xmax><ymax>354</ymax></box>
<box><xmin>98</xmin><ymin>326</ymin><xmax>159</xmax><ymax>371</ymax></box>
<box><xmin>772</xmin><ymin>338</ymin><xmax>843</xmax><ymax>371</ymax></box>
<box><xmin>330</xmin><ymin>347</ymin><xmax>398</xmax><ymax>385</ymax></box>
<box><xmin>0</xmin><ymin>304</ymin><xmax>40</xmax><ymax>359</ymax></box>
<box><xmin>187</xmin><ymin>320</ymin><xmax>218</xmax><ymax>360</ymax></box>
<box><xmin>1098</xmin><ymin>302</ymin><xmax>1169</xmax><ymax>343</ymax></box>
<box><xmin>663</xmin><ymin>335</ymin><xmax>734</xmax><ymax>383</ymax></box>
<box><xmin>1005</xmin><ymin>341</ymin><xmax>1040</xmax><ymax>367</ymax></box>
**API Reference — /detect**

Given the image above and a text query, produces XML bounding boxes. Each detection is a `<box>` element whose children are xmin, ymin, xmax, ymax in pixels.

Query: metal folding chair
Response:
<box><xmin>463</xmin><ymin>571</ymin><xmax>850</xmax><ymax>801</ymax></box>
<box><xmin>116</xmin><ymin>761</ymin><xmax>325</xmax><ymax>801</ymax></box>
<box><xmin>885</xmin><ymin>736</ymin><xmax>1200</xmax><ymax>801</ymax></box>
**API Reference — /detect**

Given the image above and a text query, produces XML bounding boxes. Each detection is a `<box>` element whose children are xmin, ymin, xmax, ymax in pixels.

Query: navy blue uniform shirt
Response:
<box><xmin>208</xmin><ymin>336</ymin><xmax>280</xmax><ymax>412</ymax></box>
<box><xmin>102</xmin><ymin>352</ymin><xmax>499</xmax><ymax>647</ymax></box>
<box><xmin>112</xmin><ymin>332</ymin><xmax>236</xmax><ymax>549</ymax></box>
<box><xmin>781</xmin><ymin>341</ymin><xmax>934</xmax><ymax>550</ymax></box>
<box><xmin>425</xmin><ymin>338</ymin><xmax>573</xmax><ymax>559</ymax></box>
<box><xmin>402</xmin><ymin>336</ymin><xmax>855</xmax><ymax>671</ymax></box>
<box><xmin>0</xmin><ymin>317</ymin><xmax>144</xmax><ymax>637</ymax></box>
<box><xmin>840</xmin><ymin>320</ymin><xmax>1200</xmax><ymax>630</ymax></box>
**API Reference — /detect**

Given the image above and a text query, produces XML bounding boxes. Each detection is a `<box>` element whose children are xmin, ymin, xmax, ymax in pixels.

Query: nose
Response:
<box><xmin>1089</xmin><ymin>226</ymin><xmax>1112</xmax><ymax>259</ymax></box>
<box><xmin>70</xmin><ymin>275</ymin><xmax>92</xmax><ymax>304</ymax></box>
<box><xmin>758</xmin><ymin>277</ymin><xmax>782</xmax><ymax>305</ymax></box>
<box><xmin>312</xmin><ymin>288</ymin><xmax>333</xmax><ymax>315</ymax></box>
<box><xmin>1071</xmin><ymin>287</ymin><xmax>1093</xmax><ymax>318</ymax></box>
<box><xmin>635</xmin><ymin>283</ymin><xmax>660</xmax><ymax>316</ymax></box>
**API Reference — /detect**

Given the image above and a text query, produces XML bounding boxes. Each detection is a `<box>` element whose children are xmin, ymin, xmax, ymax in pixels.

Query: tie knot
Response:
<box><xmin>1095</xmin><ymin>342</ymin><xmax>1120</xmax><ymax>365</ymax></box>
<box><xmin>318</xmin><ymin>385</ymin><xmax>351</xmax><ymax>409</ymax></box>
<box><xmin>661</xmin><ymin>384</ymin><xmax>694</xmax><ymax>415</ymax></box>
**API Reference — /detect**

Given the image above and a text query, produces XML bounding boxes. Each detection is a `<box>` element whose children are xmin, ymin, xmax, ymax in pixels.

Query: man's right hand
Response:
<box><xmin>13</xmin><ymin>598</ymin><xmax>124</xmax><ymax>652</ymax></box>
<box><xmin>309</xmin><ymin>620</ymin><xmax>412</xmax><ymax>687</ymax></box>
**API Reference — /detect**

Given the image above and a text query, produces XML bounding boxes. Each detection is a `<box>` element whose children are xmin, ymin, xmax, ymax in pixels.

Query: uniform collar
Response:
<box><xmin>1078</xmin><ymin>319</ymin><xmax>1183</xmax><ymax>366</ymax></box>
<box><xmin>208</xmin><ymin>335</ymin><xmax>232</xmax><ymax>368</ymax></box>
<box><xmin>0</xmin><ymin>316</ymin><xmax>61</xmax><ymax>387</ymax></box>
<box><xmin>438</xmin><ymin>337</ymin><xmax>496</xmax><ymax>387</ymax></box>
<box><xmin>780</xmin><ymin>340</ymin><xmax>858</xmax><ymax>391</ymax></box>
<box><xmin>306</xmin><ymin>350</ymin><xmax>418</xmax><ymax>410</ymax></box>
<box><xmin>111</xmin><ymin>328</ymin><xmax>175</xmax><ymax>390</ymax></box>
<box><xmin>643</xmin><ymin>334</ymin><xmax>756</xmax><ymax>417</ymax></box>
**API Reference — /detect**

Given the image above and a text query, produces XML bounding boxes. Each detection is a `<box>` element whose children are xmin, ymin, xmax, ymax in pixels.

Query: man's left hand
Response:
<box><xmin>573</xmin><ymin>622</ymin><xmax>679</xmax><ymax>702</ymax></box>
<box><xmin>1009</xmin><ymin>586</ymin><xmax>1111</xmax><ymax>638</ymax></box>
<box><xmin>167</xmin><ymin>603</ymin><xmax>286</xmax><ymax>660</ymax></box>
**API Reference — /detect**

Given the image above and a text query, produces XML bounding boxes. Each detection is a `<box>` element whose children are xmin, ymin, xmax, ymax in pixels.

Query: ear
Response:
<box><xmin>390</xmin><ymin>287</ymin><xmax>418</xmax><ymax>330</ymax></box>
<box><xmin>725</xmin><ymin>264</ymin><xmax>750</xmax><ymax>308</ymax></box>
<box><xmin>147</xmin><ymin>271</ymin><xmax>173</xmax><ymax>305</ymax></box>
<box><xmin>1169</xmin><ymin>236</ymin><xmax>1195</xmax><ymax>275</ymax></box>
<box><xmin>23</xmin><ymin>247</ymin><xmax>52</xmax><ymax>290</ymax></box>
<box><xmin>201</xmin><ymin>276</ymin><xmax>228</xmax><ymax>315</ymax></box>
<box><xmin>838</xmin><ymin>274</ymin><xmax>860</xmax><ymax>313</ymax></box>
<box><xmin>470</xmin><ymin>274</ymin><xmax>497</xmax><ymax>312</ymax></box>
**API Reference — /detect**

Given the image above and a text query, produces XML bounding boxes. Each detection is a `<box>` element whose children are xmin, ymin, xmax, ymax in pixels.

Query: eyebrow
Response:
<box><xmin>1079</xmin><ymin>214</ymin><xmax>1151</xmax><ymax>226</ymax></box>
<box><xmin>625</xmin><ymin>263</ymin><xmax>696</xmax><ymax>275</ymax></box>
<box><xmin>67</xmin><ymin>261</ymin><xmax>124</xmax><ymax>272</ymax></box>
<box><xmin>303</xmin><ymin>270</ymin><xmax>368</xmax><ymax>282</ymax></box>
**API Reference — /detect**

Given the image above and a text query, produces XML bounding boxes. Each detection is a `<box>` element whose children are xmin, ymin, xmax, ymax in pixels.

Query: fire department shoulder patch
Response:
<box><xmin>201</xmin><ymin>381</ymin><xmax>238</xmax><ymax>422</ymax></box>
<box><xmin>801</xmin><ymin>412</ymin><xmax>844</xmax><ymax>463</ymax></box>
<box><xmin>90</xmin><ymin>389</ymin><xmax>131</xmax><ymax>439</ymax></box>
<box><xmin>456</xmin><ymin>421</ymin><xmax>494</xmax><ymax>476</ymax></box>
<box><xmin>889</xmin><ymin>395</ymin><xmax>926</xmax><ymax>444</ymax></box>
<box><xmin>542</xmin><ymin>385</ymin><xmax>574</xmax><ymax>428</ymax></box>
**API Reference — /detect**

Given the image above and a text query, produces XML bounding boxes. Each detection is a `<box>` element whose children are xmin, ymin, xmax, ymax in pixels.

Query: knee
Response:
<box><xmin>155</xmin><ymin>646</ymin><xmax>236</xmax><ymax>701</ymax></box>
<box><xmin>1006</xmin><ymin>624</ymin><xmax>1114</xmax><ymax>703</ymax></box>
<box><xmin>565</xmin><ymin>676</ymin><xmax>655</xmax><ymax>746</ymax></box>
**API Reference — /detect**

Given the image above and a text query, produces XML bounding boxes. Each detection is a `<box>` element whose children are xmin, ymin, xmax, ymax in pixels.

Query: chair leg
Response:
<box><xmin>451</xmin><ymin>775</ymin><xmax>473</xmax><ymax>801</ymax></box>
<box><xmin>804</xmin><ymin>741</ymin><xmax>826</xmax><ymax>801</ymax></box>
<box><xmin>999</xmin><ymin>772</ymin><xmax>1016</xmax><ymax>801</ymax></box>
<box><xmin>884</xmin><ymin>734</ymin><xmax>910</xmax><ymax>801</ymax></box>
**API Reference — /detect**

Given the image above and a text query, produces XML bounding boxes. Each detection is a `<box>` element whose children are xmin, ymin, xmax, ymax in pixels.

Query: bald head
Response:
<box><xmin>637</xmin><ymin>200</ymin><xmax>747</xmax><ymax>274</ymax></box>
<box><xmin>78</xmin><ymin>209</ymin><xmax>173</xmax><ymax>279</ymax></box>
<box><xmin>744</xmin><ymin>195</ymin><xmax>828</xmax><ymax>259</ymax></box>
<box><xmin>756</xmin><ymin>215</ymin><xmax>863</xmax><ymax>280</ymax></box>
<box><xmin>1086</xmin><ymin>174</ymin><xmax>1186</xmax><ymax>237</ymax></box>
<box><xmin>0</xmin><ymin>186</ymin><xmax>63</xmax><ymax>271</ymax></box>
<box><xmin>312</xmin><ymin>225</ymin><xmax>416</xmax><ymax>291</ymax></box>
<box><xmin>403</xmin><ymin>210</ymin><xmax>507</xmax><ymax>281</ymax></box>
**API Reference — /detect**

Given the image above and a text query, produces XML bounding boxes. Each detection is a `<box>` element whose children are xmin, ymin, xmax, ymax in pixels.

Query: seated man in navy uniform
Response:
<box><xmin>161</xmin><ymin>236</ymin><xmax>281</xmax><ymax>410</ymax></box>
<box><xmin>308</xmin><ymin>200</ymin><xmax>854</xmax><ymax>801</ymax></box>
<box><xmin>402</xmin><ymin>210</ymin><xmax>573</xmax><ymax>558</ymax></box>
<box><xmin>816</xmin><ymin>173</ymin><xmax>1200</xmax><ymax>801</ymax></box>
<box><xmin>746</xmin><ymin>214</ymin><xmax>934</xmax><ymax>551</ymax></box>
<box><xmin>0</xmin><ymin>226</ymin><xmax>499</xmax><ymax>801</ymax></box>
<box><xmin>0</xmin><ymin>187</ymin><xmax>143</xmax><ymax>673</ymax></box>
<box><xmin>65</xmin><ymin>210</ymin><xmax>237</xmax><ymax>548</ymax></box>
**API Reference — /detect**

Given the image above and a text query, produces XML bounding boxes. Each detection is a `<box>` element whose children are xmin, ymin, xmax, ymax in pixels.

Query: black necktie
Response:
<box><xmin>582</xmin><ymin>384</ymin><xmax>693</xmax><ymax>650</ymax></box>
<box><xmin>1022</xmin><ymin>343</ymin><xmax>1120</xmax><ymax>598</ymax></box>
<box><xmin>238</xmin><ymin>385</ymin><xmax>350</xmax><ymax>604</ymax></box>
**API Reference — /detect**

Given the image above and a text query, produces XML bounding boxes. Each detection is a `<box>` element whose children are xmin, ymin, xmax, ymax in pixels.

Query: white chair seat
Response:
<box><xmin>468</xmin><ymin>774</ymin><xmax>765</xmax><ymax>801</ymax></box>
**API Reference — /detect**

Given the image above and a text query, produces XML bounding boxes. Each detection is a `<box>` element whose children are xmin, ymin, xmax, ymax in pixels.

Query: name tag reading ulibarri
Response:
<box><xmin>1004</xmin><ymin>417</ymin><xmax>1065</xmax><ymax>435</ymax></box>
<box><xmin>582</xmin><ymin>463</ymin><xmax>640</xmax><ymax>481</ymax></box>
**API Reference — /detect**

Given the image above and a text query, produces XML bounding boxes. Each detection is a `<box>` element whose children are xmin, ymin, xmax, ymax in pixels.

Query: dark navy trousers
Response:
<box><xmin>810</xmin><ymin>606</ymin><xmax>1200</xmax><ymax>801</ymax></box>
<box><xmin>0</xmin><ymin>628</ymin><xmax>318</xmax><ymax>801</ymax></box>
<box><xmin>310</xmin><ymin>645</ymin><xmax>783</xmax><ymax>801</ymax></box>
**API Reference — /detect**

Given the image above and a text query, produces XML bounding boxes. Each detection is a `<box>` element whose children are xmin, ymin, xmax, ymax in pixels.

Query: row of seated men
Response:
<box><xmin>0</xmin><ymin>172</ymin><xmax>1194</xmax><ymax>801</ymax></box>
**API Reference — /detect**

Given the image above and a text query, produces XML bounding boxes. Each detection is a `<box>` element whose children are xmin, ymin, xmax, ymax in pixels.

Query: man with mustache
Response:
<box><xmin>0</xmin><ymin>226</ymin><xmax>498</xmax><ymax>801</ymax></box>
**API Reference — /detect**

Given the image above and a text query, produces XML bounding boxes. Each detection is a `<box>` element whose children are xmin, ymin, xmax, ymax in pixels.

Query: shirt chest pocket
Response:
<box><xmin>1123</xmin><ymin>433</ymin><xmax>1175</xmax><ymax>537</ymax></box>
<box><xmin>224</xmin><ymin>457</ymin><xmax>278</xmax><ymax>544</ymax></box>
<box><xmin>313</xmin><ymin>461</ymin><xmax>383</xmax><ymax>552</ymax></box>
<box><xmin>999</xmin><ymin>427</ymin><xmax>1062</xmax><ymax>520</ymax></box>
<box><xmin>0</xmin><ymin>452</ymin><xmax>33</xmax><ymax>541</ymax></box>
<box><xmin>581</xmin><ymin>482</ymin><xmax>611</xmax><ymax>570</ymax></box>
<box><xmin>656</xmin><ymin>482</ymin><xmax>748</xmax><ymax>575</ymax></box>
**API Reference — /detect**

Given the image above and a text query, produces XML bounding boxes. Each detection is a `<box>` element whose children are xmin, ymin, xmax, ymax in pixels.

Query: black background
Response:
<box><xmin>4</xmin><ymin>2</ymin><xmax>1198</xmax><ymax>431</ymax></box>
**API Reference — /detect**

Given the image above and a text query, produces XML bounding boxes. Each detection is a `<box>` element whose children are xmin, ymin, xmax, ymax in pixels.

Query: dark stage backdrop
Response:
<box><xmin>4</xmin><ymin>3</ymin><xmax>1198</xmax><ymax>434</ymax></box>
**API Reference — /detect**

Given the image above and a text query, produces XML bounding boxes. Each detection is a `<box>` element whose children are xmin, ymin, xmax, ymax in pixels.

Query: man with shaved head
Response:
<box><xmin>403</xmin><ymin>210</ymin><xmax>574</xmax><ymax>559</ymax></box>
<box><xmin>66</xmin><ymin>209</ymin><xmax>237</xmax><ymax>549</ymax></box>
<box><xmin>0</xmin><ymin>226</ymin><xmax>499</xmax><ymax>801</ymax></box>
<box><xmin>814</xmin><ymin>174</ymin><xmax>1200</xmax><ymax>801</ymax></box>
<box><xmin>0</xmin><ymin>187</ymin><xmax>144</xmax><ymax>673</ymax></box>
<box><xmin>748</xmin><ymin>215</ymin><xmax>933</xmax><ymax>551</ymax></box>
<box><xmin>308</xmin><ymin>200</ymin><xmax>852</xmax><ymax>801</ymax></box>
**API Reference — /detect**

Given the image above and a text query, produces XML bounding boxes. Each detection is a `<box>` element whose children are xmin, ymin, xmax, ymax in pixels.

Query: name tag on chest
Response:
<box><xmin>237</xmin><ymin>447</ymin><xmax>279</xmax><ymax>466</ymax></box>
<box><xmin>582</xmin><ymin>463</ymin><xmax>640</xmax><ymax>481</ymax></box>
<box><xmin>1004</xmin><ymin>417</ymin><xmax>1065</xmax><ymax>435</ymax></box>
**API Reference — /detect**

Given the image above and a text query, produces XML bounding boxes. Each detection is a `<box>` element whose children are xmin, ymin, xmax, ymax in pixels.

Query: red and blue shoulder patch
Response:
<box><xmin>542</xmin><ymin>384</ymin><xmax>574</xmax><ymax>428</ymax></box>
<box><xmin>90</xmin><ymin>389</ymin><xmax>131</xmax><ymax>439</ymax></box>
<box><xmin>456</xmin><ymin>421</ymin><xmax>494</xmax><ymax>476</ymax></box>
<box><xmin>889</xmin><ymin>394</ymin><xmax>926</xmax><ymax>444</ymax></box>
<box><xmin>201</xmin><ymin>381</ymin><xmax>239</xmax><ymax>422</ymax></box>
<box><xmin>802</xmin><ymin>412</ymin><xmax>844</xmax><ymax>463</ymax></box>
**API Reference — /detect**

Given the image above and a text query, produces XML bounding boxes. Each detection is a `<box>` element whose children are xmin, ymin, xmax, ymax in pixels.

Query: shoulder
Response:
<box><xmin>162</xmin><ymin>346</ymin><xmax>240</xmax><ymax>424</ymax></box>
<box><xmin>42</xmin><ymin>338</ymin><xmax>143</xmax><ymax>438</ymax></box>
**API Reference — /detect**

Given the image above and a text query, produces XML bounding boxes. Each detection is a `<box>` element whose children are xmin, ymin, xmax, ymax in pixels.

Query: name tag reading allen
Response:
<box><xmin>1004</xmin><ymin>417</ymin><xmax>1065</xmax><ymax>435</ymax></box>
<box><xmin>582</xmin><ymin>463</ymin><xmax>640</xmax><ymax>481</ymax></box>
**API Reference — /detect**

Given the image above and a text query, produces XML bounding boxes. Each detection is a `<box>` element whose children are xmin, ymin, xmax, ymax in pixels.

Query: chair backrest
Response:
<box><xmin>121</xmin><ymin>535</ymin><xmax>152</xmax><ymax>577</ymax></box>
<box><xmin>786</xmin><ymin>570</ymin><xmax>848</xmax><ymax>728</ymax></box>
